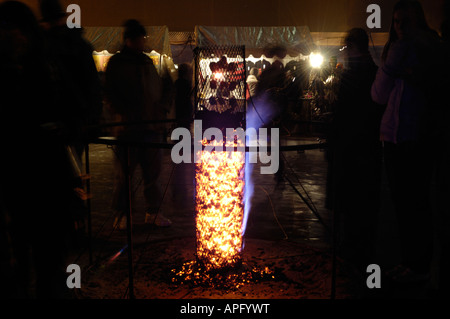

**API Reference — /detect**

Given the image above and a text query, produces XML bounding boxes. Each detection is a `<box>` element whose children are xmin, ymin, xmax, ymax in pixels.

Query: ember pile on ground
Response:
<box><xmin>75</xmin><ymin>237</ymin><xmax>358</xmax><ymax>299</ymax></box>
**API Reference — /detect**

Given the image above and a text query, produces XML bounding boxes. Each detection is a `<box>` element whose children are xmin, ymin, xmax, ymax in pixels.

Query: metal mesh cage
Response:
<box><xmin>194</xmin><ymin>45</ymin><xmax>246</xmax><ymax>116</ymax></box>
<box><xmin>193</xmin><ymin>46</ymin><xmax>247</xmax><ymax>270</ymax></box>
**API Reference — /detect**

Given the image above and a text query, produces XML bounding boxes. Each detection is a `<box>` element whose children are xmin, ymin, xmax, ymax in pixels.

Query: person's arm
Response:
<box><xmin>371</xmin><ymin>66</ymin><xmax>395</xmax><ymax>105</ymax></box>
<box><xmin>371</xmin><ymin>40</ymin><xmax>408</xmax><ymax>105</ymax></box>
<box><xmin>80</xmin><ymin>41</ymin><xmax>103</xmax><ymax>127</ymax></box>
<box><xmin>104</xmin><ymin>56</ymin><xmax>126</xmax><ymax>114</ymax></box>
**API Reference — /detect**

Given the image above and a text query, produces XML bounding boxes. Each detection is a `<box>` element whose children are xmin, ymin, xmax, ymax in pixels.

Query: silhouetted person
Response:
<box><xmin>329</xmin><ymin>28</ymin><xmax>384</xmax><ymax>283</ymax></box>
<box><xmin>0</xmin><ymin>1</ymin><xmax>75</xmax><ymax>298</ymax></box>
<box><xmin>255</xmin><ymin>59</ymin><xmax>286</xmax><ymax>103</ymax></box>
<box><xmin>371</xmin><ymin>0</ymin><xmax>441</xmax><ymax>284</ymax></box>
<box><xmin>105</xmin><ymin>19</ymin><xmax>171</xmax><ymax>228</ymax></box>
<box><xmin>175</xmin><ymin>63</ymin><xmax>193</xmax><ymax>129</ymax></box>
<box><xmin>39</xmin><ymin>0</ymin><xmax>103</xmax><ymax>158</ymax></box>
<box><xmin>246</xmin><ymin>67</ymin><xmax>259</xmax><ymax>99</ymax></box>
<box><xmin>39</xmin><ymin>0</ymin><xmax>102</xmax><ymax>247</ymax></box>
<box><xmin>173</xmin><ymin>63</ymin><xmax>194</xmax><ymax>203</ymax></box>
<box><xmin>254</xmin><ymin>59</ymin><xmax>288</xmax><ymax>184</ymax></box>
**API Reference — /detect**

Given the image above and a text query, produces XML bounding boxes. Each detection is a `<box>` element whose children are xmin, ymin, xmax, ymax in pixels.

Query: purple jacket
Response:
<box><xmin>371</xmin><ymin>39</ymin><xmax>430</xmax><ymax>144</ymax></box>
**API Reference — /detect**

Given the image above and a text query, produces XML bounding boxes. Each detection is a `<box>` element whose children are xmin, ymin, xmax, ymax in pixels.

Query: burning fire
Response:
<box><xmin>195</xmin><ymin>138</ymin><xmax>245</xmax><ymax>270</ymax></box>
<box><xmin>170</xmin><ymin>138</ymin><xmax>275</xmax><ymax>288</ymax></box>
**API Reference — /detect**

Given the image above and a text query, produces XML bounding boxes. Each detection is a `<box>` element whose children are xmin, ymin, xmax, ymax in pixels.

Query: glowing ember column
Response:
<box><xmin>193</xmin><ymin>46</ymin><xmax>246</xmax><ymax>270</ymax></box>
<box><xmin>195</xmin><ymin>140</ymin><xmax>245</xmax><ymax>269</ymax></box>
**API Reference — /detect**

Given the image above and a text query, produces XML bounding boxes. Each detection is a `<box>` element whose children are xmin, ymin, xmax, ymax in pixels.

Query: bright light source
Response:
<box><xmin>214</xmin><ymin>72</ymin><xmax>223</xmax><ymax>80</ymax></box>
<box><xmin>309</xmin><ymin>52</ymin><xmax>324</xmax><ymax>68</ymax></box>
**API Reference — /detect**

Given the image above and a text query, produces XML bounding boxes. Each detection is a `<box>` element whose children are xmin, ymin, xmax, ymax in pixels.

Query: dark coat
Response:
<box><xmin>105</xmin><ymin>46</ymin><xmax>163</xmax><ymax>134</ymax></box>
<box><xmin>174</xmin><ymin>77</ymin><xmax>193</xmax><ymax>127</ymax></box>
<box><xmin>44</xmin><ymin>26</ymin><xmax>103</xmax><ymax>141</ymax></box>
<box><xmin>334</xmin><ymin>54</ymin><xmax>382</xmax><ymax>145</ymax></box>
<box><xmin>327</xmin><ymin>54</ymin><xmax>384</xmax><ymax>270</ymax></box>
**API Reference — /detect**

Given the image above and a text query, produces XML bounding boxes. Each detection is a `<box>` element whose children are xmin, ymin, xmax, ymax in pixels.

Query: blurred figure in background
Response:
<box><xmin>173</xmin><ymin>63</ymin><xmax>194</xmax><ymax>203</ymax></box>
<box><xmin>371</xmin><ymin>0</ymin><xmax>442</xmax><ymax>284</ymax></box>
<box><xmin>175</xmin><ymin>63</ymin><xmax>193</xmax><ymax>129</ymax></box>
<box><xmin>105</xmin><ymin>19</ymin><xmax>171</xmax><ymax>228</ymax></box>
<box><xmin>39</xmin><ymin>0</ymin><xmax>103</xmax><ymax>247</ymax></box>
<box><xmin>246</xmin><ymin>67</ymin><xmax>259</xmax><ymax>99</ymax></box>
<box><xmin>254</xmin><ymin>56</ymin><xmax>288</xmax><ymax>185</ymax></box>
<box><xmin>0</xmin><ymin>1</ymin><xmax>75</xmax><ymax>298</ymax></box>
<box><xmin>39</xmin><ymin>0</ymin><xmax>103</xmax><ymax>158</ymax></box>
<box><xmin>329</xmin><ymin>28</ymin><xmax>384</xmax><ymax>285</ymax></box>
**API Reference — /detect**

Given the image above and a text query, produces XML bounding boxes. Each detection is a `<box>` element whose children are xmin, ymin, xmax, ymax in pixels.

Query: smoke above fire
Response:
<box><xmin>242</xmin><ymin>93</ymin><xmax>279</xmax><ymax>237</ymax></box>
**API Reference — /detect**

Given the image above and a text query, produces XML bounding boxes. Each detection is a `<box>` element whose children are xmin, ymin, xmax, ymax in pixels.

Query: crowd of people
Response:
<box><xmin>327</xmin><ymin>0</ymin><xmax>450</xmax><ymax>298</ymax></box>
<box><xmin>0</xmin><ymin>0</ymin><xmax>102</xmax><ymax>298</ymax></box>
<box><xmin>0</xmin><ymin>0</ymin><xmax>191</xmax><ymax>298</ymax></box>
<box><xmin>0</xmin><ymin>0</ymin><xmax>449</xmax><ymax>299</ymax></box>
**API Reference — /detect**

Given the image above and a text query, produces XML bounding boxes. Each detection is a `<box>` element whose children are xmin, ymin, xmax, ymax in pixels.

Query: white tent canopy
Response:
<box><xmin>195</xmin><ymin>26</ymin><xmax>315</xmax><ymax>58</ymax></box>
<box><xmin>82</xmin><ymin>26</ymin><xmax>175</xmax><ymax>75</ymax></box>
<box><xmin>83</xmin><ymin>25</ymin><xmax>172</xmax><ymax>56</ymax></box>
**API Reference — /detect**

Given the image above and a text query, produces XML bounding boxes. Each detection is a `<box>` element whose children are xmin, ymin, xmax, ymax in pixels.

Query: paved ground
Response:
<box><xmin>66</xmin><ymin>133</ymin><xmax>443</xmax><ymax>299</ymax></box>
<box><xmin>78</xmin><ymin>136</ymin><xmax>332</xmax><ymax>251</ymax></box>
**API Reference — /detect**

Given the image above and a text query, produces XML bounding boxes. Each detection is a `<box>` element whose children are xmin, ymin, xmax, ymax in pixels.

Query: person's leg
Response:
<box><xmin>385</xmin><ymin>142</ymin><xmax>433</xmax><ymax>277</ymax></box>
<box><xmin>383</xmin><ymin>142</ymin><xmax>405</xmax><ymax>272</ymax></box>
<box><xmin>33</xmin><ymin>236</ymin><xmax>66</xmax><ymax>298</ymax></box>
<box><xmin>139</xmin><ymin>134</ymin><xmax>171</xmax><ymax>227</ymax></box>
<box><xmin>335</xmin><ymin>144</ymin><xmax>380</xmax><ymax>274</ymax></box>
<box><xmin>111</xmin><ymin>146</ymin><xmax>138</xmax><ymax>228</ymax></box>
<box><xmin>399</xmin><ymin>142</ymin><xmax>433</xmax><ymax>274</ymax></box>
<box><xmin>32</xmin><ymin>196</ymin><xmax>70</xmax><ymax>299</ymax></box>
<box><xmin>141</xmin><ymin>147</ymin><xmax>163</xmax><ymax>213</ymax></box>
<box><xmin>111</xmin><ymin>146</ymin><xmax>126</xmax><ymax>213</ymax></box>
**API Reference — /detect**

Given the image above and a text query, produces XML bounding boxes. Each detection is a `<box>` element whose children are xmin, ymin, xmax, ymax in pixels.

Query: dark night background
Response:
<box><xmin>19</xmin><ymin>0</ymin><xmax>445</xmax><ymax>33</ymax></box>
<box><xmin>1</xmin><ymin>0</ymin><xmax>449</xmax><ymax>309</ymax></box>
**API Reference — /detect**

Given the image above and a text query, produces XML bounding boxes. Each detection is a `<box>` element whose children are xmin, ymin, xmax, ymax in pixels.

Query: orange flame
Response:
<box><xmin>195</xmin><ymin>138</ymin><xmax>245</xmax><ymax>270</ymax></box>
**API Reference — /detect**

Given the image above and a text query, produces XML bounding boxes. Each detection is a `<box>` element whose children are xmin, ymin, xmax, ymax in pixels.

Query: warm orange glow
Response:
<box><xmin>195</xmin><ymin>138</ymin><xmax>245</xmax><ymax>270</ymax></box>
<box><xmin>171</xmin><ymin>138</ymin><xmax>275</xmax><ymax>288</ymax></box>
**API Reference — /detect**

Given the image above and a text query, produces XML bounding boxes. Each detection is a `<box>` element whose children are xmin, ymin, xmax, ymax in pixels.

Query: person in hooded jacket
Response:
<box><xmin>329</xmin><ymin>28</ymin><xmax>384</xmax><ymax>280</ymax></box>
<box><xmin>105</xmin><ymin>19</ymin><xmax>171</xmax><ymax>228</ymax></box>
<box><xmin>371</xmin><ymin>0</ymin><xmax>442</xmax><ymax>283</ymax></box>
